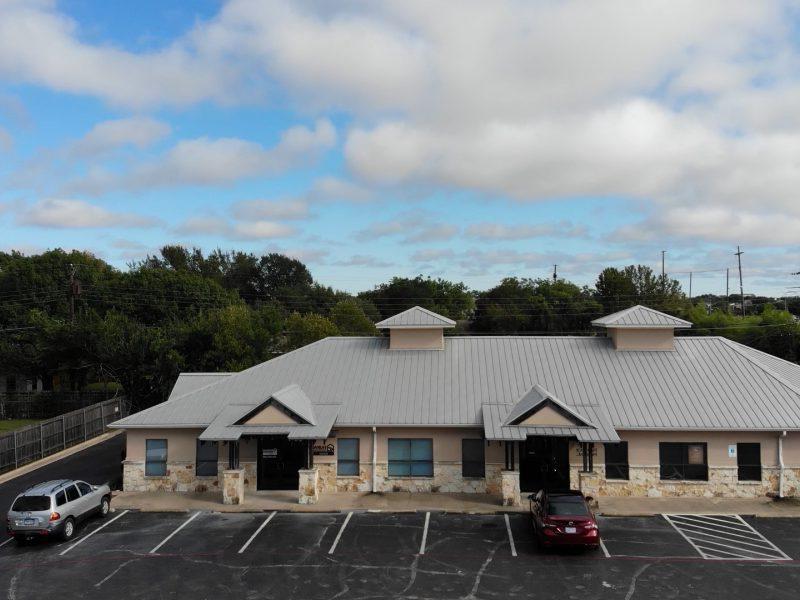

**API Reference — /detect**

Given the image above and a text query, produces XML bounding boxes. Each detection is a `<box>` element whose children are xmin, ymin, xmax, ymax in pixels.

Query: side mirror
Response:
<box><xmin>585</xmin><ymin>495</ymin><xmax>594</xmax><ymax>503</ymax></box>
<box><xmin>92</xmin><ymin>485</ymin><xmax>99</xmax><ymax>490</ymax></box>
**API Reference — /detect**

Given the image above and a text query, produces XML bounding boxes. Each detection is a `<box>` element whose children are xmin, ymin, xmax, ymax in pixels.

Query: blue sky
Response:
<box><xmin>1</xmin><ymin>1</ymin><xmax>799</xmax><ymax>296</ymax></box>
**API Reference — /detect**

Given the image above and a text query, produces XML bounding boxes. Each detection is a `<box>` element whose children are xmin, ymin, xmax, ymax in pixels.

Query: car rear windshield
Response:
<box><xmin>547</xmin><ymin>498</ymin><xmax>590</xmax><ymax>516</ymax></box>
<box><xmin>11</xmin><ymin>496</ymin><xmax>51</xmax><ymax>512</ymax></box>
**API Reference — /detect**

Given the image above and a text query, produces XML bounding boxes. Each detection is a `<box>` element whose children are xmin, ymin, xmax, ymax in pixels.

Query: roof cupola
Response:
<box><xmin>375</xmin><ymin>306</ymin><xmax>455</xmax><ymax>350</ymax></box>
<box><xmin>591</xmin><ymin>305</ymin><xmax>692</xmax><ymax>351</ymax></box>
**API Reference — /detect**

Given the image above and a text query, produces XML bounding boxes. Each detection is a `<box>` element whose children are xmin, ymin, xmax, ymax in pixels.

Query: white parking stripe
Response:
<box><xmin>663</xmin><ymin>514</ymin><xmax>790</xmax><ymax>561</ymax></box>
<box><xmin>328</xmin><ymin>512</ymin><xmax>352</xmax><ymax>555</ymax></box>
<box><xmin>59</xmin><ymin>510</ymin><xmax>129</xmax><ymax>556</ymax></box>
<box><xmin>667</xmin><ymin>519</ymin><xmax>776</xmax><ymax>545</ymax></box>
<box><xmin>238</xmin><ymin>512</ymin><xmax>276</xmax><ymax>554</ymax></box>
<box><xmin>419</xmin><ymin>512</ymin><xmax>430</xmax><ymax>555</ymax></box>
<box><xmin>599</xmin><ymin>538</ymin><xmax>610</xmax><ymax>558</ymax></box>
<box><xmin>149</xmin><ymin>512</ymin><xmax>201</xmax><ymax>554</ymax></box>
<box><xmin>504</xmin><ymin>514</ymin><xmax>517</xmax><ymax>557</ymax></box>
<box><xmin>670</xmin><ymin>515</ymin><xmax>754</xmax><ymax>534</ymax></box>
<box><xmin>0</xmin><ymin>537</ymin><xmax>13</xmax><ymax>548</ymax></box>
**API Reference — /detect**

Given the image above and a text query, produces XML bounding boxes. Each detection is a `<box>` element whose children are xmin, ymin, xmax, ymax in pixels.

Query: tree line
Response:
<box><xmin>1</xmin><ymin>246</ymin><xmax>798</xmax><ymax>410</ymax></box>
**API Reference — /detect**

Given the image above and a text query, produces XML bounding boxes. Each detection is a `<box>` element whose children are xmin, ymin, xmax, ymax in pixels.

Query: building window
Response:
<box><xmin>659</xmin><ymin>442</ymin><xmax>707</xmax><ymax>481</ymax></box>
<box><xmin>337</xmin><ymin>438</ymin><xmax>360</xmax><ymax>476</ymax></box>
<box><xmin>737</xmin><ymin>443</ymin><xmax>761</xmax><ymax>482</ymax></box>
<box><xmin>604</xmin><ymin>442</ymin><xmax>629</xmax><ymax>480</ymax></box>
<box><xmin>388</xmin><ymin>439</ymin><xmax>433</xmax><ymax>477</ymax></box>
<box><xmin>145</xmin><ymin>439</ymin><xmax>168</xmax><ymax>476</ymax></box>
<box><xmin>196</xmin><ymin>440</ymin><xmax>218</xmax><ymax>476</ymax></box>
<box><xmin>462</xmin><ymin>439</ymin><xmax>485</xmax><ymax>478</ymax></box>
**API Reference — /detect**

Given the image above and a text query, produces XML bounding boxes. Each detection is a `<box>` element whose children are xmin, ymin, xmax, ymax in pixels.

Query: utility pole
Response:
<box><xmin>725</xmin><ymin>268</ymin><xmax>730</xmax><ymax>312</ymax></box>
<box><xmin>689</xmin><ymin>272</ymin><xmax>693</xmax><ymax>302</ymax></box>
<box><xmin>552</xmin><ymin>264</ymin><xmax>558</xmax><ymax>282</ymax></box>
<box><xmin>735</xmin><ymin>246</ymin><xmax>745</xmax><ymax>316</ymax></box>
<box><xmin>661</xmin><ymin>250</ymin><xmax>666</xmax><ymax>278</ymax></box>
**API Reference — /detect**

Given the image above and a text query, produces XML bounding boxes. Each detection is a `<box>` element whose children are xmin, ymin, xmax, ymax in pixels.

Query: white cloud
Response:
<box><xmin>465</xmin><ymin>221</ymin><xmax>588</xmax><ymax>241</ymax></box>
<box><xmin>0</xmin><ymin>0</ymin><xmax>237</xmax><ymax>108</ymax></box>
<box><xmin>16</xmin><ymin>199</ymin><xmax>158</xmax><ymax>229</ymax></box>
<box><xmin>614</xmin><ymin>207</ymin><xmax>800</xmax><ymax>247</ymax></box>
<box><xmin>70</xmin><ymin>117</ymin><xmax>171</xmax><ymax>157</ymax></box>
<box><xmin>332</xmin><ymin>254</ymin><xmax>394</xmax><ymax>268</ymax></box>
<box><xmin>66</xmin><ymin>119</ymin><xmax>336</xmax><ymax>194</ymax></box>
<box><xmin>231</xmin><ymin>199</ymin><xmax>310</xmax><ymax>220</ymax></box>
<box><xmin>355</xmin><ymin>211</ymin><xmax>458</xmax><ymax>243</ymax></box>
<box><xmin>231</xmin><ymin>221</ymin><xmax>295</xmax><ymax>240</ymax></box>
<box><xmin>175</xmin><ymin>216</ymin><xmax>295</xmax><ymax>240</ymax></box>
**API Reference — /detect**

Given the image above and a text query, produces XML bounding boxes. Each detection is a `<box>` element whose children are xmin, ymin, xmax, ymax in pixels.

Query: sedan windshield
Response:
<box><xmin>547</xmin><ymin>499</ymin><xmax>590</xmax><ymax>517</ymax></box>
<box><xmin>11</xmin><ymin>496</ymin><xmax>51</xmax><ymax>512</ymax></box>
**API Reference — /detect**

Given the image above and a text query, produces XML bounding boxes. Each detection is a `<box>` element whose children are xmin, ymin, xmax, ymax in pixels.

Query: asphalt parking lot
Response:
<box><xmin>2</xmin><ymin>510</ymin><xmax>800</xmax><ymax>599</ymax></box>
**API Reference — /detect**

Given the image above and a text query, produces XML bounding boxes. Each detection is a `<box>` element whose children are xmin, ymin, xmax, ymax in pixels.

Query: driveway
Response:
<box><xmin>0</xmin><ymin>434</ymin><xmax>125</xmax><ymax>512</ymax></box>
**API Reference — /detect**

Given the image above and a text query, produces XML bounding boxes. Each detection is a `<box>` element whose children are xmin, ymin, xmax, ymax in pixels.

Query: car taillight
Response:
<box><xmin>49</xmin><ymin>512</ymin><xmax>60</xmax><ymax>522</ymax></box>
<box><xmin>542</xmin><ymin>522</ymin><xmax>558</xmax><ymax>529</ymax></box>
<box><xmin>585</xmin><ymin>523</ymin><xmax>598</xmax><ymax>530</ymax></box>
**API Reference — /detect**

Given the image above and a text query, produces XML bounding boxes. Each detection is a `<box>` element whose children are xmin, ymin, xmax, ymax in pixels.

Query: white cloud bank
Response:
<box><xmin>17</xmin><ymin>199</ymin><xmax>158</xmax><ymax>228</ymax></box>
<box><xmin>2</xmin><ymin>0</ymin><xmax>800</xmax><ymax>250</ymax></box>
<box><xmin>65</xmin><ymin>119</ymin><xmax>335</xmax><ymax>194</ymax></box>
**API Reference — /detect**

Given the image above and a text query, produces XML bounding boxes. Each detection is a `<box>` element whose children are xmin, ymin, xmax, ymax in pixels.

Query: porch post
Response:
<box><xmin>228</xmin><ymin>440</ymin><xmax>240</xmax><ymax>469</ymax></box>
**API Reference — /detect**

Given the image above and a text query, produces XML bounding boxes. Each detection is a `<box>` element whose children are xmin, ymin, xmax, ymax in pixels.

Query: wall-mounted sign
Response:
<box><xmin>728</xmin><ymin>444</ymin><xmax>737</xmax><ymax>458</ymax></box>
<box><xmin>262</xmin><ymin>448</ymin><xmax>278</xmax><ymax>458</ymax></box>
<box><xmin>313</xmin><ymin>442</ymin><xmax>335</xmax><ymax>456</ymax></box>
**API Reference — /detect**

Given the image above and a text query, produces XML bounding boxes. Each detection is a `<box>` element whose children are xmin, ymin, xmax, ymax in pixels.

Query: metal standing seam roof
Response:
<box><xmin>110</xmin><ymin>334</ymin><xmax>800</xmax><ymax>436</ymax></box>
<box><xmin>591</xmin><ymin>305</ymin><xmax>693</xmax><ymax>329</ymax></box>
<box><xmin>168</xmin><ymin>373</ymin><xmax>233</xmax><ymax>401</ymax></box>
<box><xmin>375</xmin><ymin>306</ymin><xmax>456</xmax><ymax>328</ymax></box>
<box><xmin>199</xmin><ymin>404</ymin><xmax>340</xmax><ymax>442</ymax></box>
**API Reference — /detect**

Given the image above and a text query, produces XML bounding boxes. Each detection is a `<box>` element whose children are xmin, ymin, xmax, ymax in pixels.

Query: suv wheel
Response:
<box><xmin>62</xmin><ymin>518</ymin><xmax>75</xmax><ymax>541</ymax></box>
<box><xmin>99</xmin><ymin>497</ymin><xmax>110</xmax><ymax>517</ymax></box>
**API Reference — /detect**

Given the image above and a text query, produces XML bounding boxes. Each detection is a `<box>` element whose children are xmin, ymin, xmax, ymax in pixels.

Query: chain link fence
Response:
<box><xmin>0</xmin><ymin>397</ymin><xmax>128</xmax><ymax>475</ymax></box>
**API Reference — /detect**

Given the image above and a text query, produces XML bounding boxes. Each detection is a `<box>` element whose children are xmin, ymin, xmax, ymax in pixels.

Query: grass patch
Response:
<box><xmin>0</xmin><ymin>419</ymin><xmax>40</xmax><ymax>433</ymax></box>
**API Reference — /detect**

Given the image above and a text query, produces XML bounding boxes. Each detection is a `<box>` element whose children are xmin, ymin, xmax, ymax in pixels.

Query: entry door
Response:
<box><xmin>519</xmin><ymin>437</ymin><xmax>570</xmax><ymax>492</ymax></box>
<box><xmin>257</xmin><ymin>436</ymin><xmax>308</xmax><ymax>490</ymax></box>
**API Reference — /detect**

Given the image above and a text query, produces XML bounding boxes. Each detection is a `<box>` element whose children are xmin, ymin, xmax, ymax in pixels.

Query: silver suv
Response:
<box><xmin>6</xmin><ymin>479</ymin><xmax>111</xmax><ymax>544</ymax></box>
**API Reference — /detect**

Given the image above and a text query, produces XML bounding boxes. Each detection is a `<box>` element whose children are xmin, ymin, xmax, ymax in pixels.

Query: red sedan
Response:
<box><xmin>529</xmin><ymin>490</ymin><xmax>601</xmax><ymax>550</ymax></box>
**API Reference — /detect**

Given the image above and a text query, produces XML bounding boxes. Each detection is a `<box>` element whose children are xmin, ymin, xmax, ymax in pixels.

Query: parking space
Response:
<box><xmin>598</xmin><ymin>515</ymin><xmax>698</xmax><ymax>559</ymax></box>
<box><xmin>1</xmin><ymin>511</ymin><xmax>800</xmax><ymax>598</ymax></box>
<box><xmin>663</xmin><ymin>513</ymin><xmax>790</xmax><ymax>561</ymax></box>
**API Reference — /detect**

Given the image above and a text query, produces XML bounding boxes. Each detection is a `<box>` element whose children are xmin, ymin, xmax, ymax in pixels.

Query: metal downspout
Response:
<box><xmin>779</xmin><ymin>431</ymin><xmax>787</xmax><ymax>498</ymax></box>
<box><xmin>372</xmin><ymin>427</ymin><xmax>378</xmax><ymax>493</ymax></box>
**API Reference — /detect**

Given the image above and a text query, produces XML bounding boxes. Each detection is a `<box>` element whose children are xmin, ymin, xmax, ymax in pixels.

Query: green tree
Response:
<box><xmin>330</xmin><ymin>300</ymin><xmax>377</xmax><ymax>335</ymax></box>
<box><xmin>284</xmin><ymin>312</ymin><xmax>339</xmax><ymax>350</ymax></box>
<box><xmin>360</xmin><ymin>275</ymin><xmax>474</xmax><ymax>321</ymax></box>
<box><xmin>595</xmin><ymin>265</ymin><xmax>684</xmax><ymax>314</ymax></box>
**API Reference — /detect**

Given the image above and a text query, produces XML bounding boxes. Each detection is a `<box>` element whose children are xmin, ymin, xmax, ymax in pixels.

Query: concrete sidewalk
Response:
<box><xmin>598</xmin><ymin>495</ymin><xmax>800</xmax><ymax>517</ymax></box>
<box><xmin>112</xmin><ymin>489</ymin><xmax>800</xmax><ymax>516</ymax></box>
<box><xmin>112</xmin><ymin>490</ymin><xmax>529</xmax><ymax>513</ymax></box>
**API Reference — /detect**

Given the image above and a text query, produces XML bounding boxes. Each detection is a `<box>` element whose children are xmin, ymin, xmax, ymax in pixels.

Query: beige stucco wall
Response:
<box><xmin>618</xmin><ymin>430</ymin><xmax>795</xmax><ymax>467</ymax></box>
<box><xmin>312</xmin><ymin>427</ymin><xmax>503</xmax><ymax>464</ymax></box>
<box><xmin>520</xmin><ymin>405</ymin><xmax>576</xmax><ymax>426</ymax></box>
<box><xmin>244</xmin><ymin>404</ymin><xmax>296</xmax><ymax>425</ymax></box>
<box><xmin>608</xmin><ymin>328</ymin><xmax>674</xmax><ymax>351</ymax></box>
<box><xmin>126</xmin><ymin>428</ymin><xmax>203</xmax><ymax>462</ymax></box>
<box><xmin>389</xmin><ymin>328</ymin><xmax>444</xmax><ymax>350</ymax></box>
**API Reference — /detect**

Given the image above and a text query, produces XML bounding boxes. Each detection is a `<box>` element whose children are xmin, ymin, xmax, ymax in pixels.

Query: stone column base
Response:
<box><xmin>299</xmin><ymin>468</ymin><xmax>319</xmax><ymax>504</ymax></box>
<box><xmin>579</xmin><ymin>471</ymin><xmax>600</xmax><ymax>507</ymax></box>
<box><xmin>223</xmin><ymin>469</ymin><xmax>245</xmax><ymax>505</ymax></box>
<box><xmin>501</xmin><ymin>470</ymin><xmax>521</xmax><ymax>507</ymax></box>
